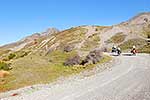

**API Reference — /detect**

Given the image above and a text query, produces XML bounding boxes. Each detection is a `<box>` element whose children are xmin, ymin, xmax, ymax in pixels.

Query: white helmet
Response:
<box><xmin>133</xmin><ymin>46</ymin><xmax>136</xmax><ymax>48</ymax></box>
<box><xmin>118</xmin><ymin>47</ymin><xmax>121</xmax><ymax>50</ymax></box>
<box><xmin>113</xmin><ymin>45</ymin><xmax>117</xmax><ymax>48</ymax></box>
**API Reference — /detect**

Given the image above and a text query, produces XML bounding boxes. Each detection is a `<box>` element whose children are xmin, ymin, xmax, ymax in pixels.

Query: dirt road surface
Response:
<box><xmin>1</xmin><ymin>53</ymin><xmax>150</xmax><ymax>100</ymax></box>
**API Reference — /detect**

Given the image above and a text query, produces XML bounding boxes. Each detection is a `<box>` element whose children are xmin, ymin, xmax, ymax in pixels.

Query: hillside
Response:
<box><xmin>1</xmin><ymin>13</ymin><xmax>150</xmax><ymax>56</ymax></box>
<box><xmin>0</xmin><ymin>12</ymin><xmax>150</xmax><ymax>92</ymax></box>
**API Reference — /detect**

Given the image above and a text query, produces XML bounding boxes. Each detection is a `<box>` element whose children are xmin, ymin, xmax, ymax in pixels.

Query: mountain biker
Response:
<box><xmin>112</xmin><ymin>45</ymin><xmax>117</xmax><ymax>53</ymax></box>
<box><xmin>117</xmin><ymin>47</ymin><xmax>121</xmax><ymax>55</ymax></box>
<box><xmin>131</xmin><ymin>46</ymin><xmax>137</xmax><ymax>55</ymax></box>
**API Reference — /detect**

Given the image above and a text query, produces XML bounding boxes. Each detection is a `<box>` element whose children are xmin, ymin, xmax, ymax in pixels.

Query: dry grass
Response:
<box><xmin>0</xmin><ymin>52</ymin><xmax>111</xmax><ymax>92</ymax></box>
<box><xmin>142</xmin><ymin>24</ymin><xmax>150</xmax><ymax>38</ymax></box>
<box><xmin>0</xmin><ymin>49</ymin><xmax>11</xmax><ymax>56</ymax></box>
<box><xmin>94</xmin><ymin>26</ymin><xmax>110</xmax><ymax>31</ymax></box>
<box><xmin>81</xmin><ymin>33</ymin><xmax>100</xmax><ymax>51</ymax></box>
<box><xmin>138</xmin><ymin>44</ymin><xmax>150</xmax><ymax>53</ymax></box>
<box><xmin>54</xmin><ymin>27</ymin><xmax>87</xmax><ymax>49</ymax></box>
<box><xmin>119</xmin><ymin>38</ymin><xmax>147</xmax><ymax>51</ymax></box>
<box><xmin>106</xmin><ymin>32</ymin><xmax>126</xmax><ymax>43</ymax></box>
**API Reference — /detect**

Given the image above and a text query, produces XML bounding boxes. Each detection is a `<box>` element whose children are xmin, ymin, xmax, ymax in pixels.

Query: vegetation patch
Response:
<box><xmin>81</xmin><ymin>55</ymin><xmax>112</xmax><ymax>72</ymax></box>
<box><xmin>142</xmin><ymin>24</ymin><xmax>150</xmax><ymax>38</ymax></box>
<box><xmin>1</xmin><ymin>50</ymin><xmax>30</xmax><ymax>61</ymax></box>
<box><xmin>47</xmin><ymin>50</ymin><xmax>77</xmax><ymax>64</ymax></box>
<box><xmin>8</xmin><ymin>53</ymin><xmax>16</xmax><ymax>60</ymax></box>
<box><xmin>138</xmin><ymin>44</ymin><xmax>150</xmax><ymax>53</ymax></box>
<box><xmin>106</xmin><ymin>32</ymin><xmax>126</xmax><ymax>43</ymax></box>
<box><xmin>55</xmin><ymin>27</ymin><xmax>87</xmax><ymax>50</ymax></box>
<box><xmin>0</xmin><ymin>50</ymin><xmax>111</xmax><ymax>92</ymax></box>
<box><xmin>94</xmin><ymin>26</ymin><xmax>109</xmax><ymax>31</ymax></box>
<box><xmin>64</xmin><ymin>55</ymin><xmax>81</xmax><ymax>66</ymax></box>
<box><xmin>0</xmin><ymin>49</ymin><xmax>11</xmax><ymax>56</ymax></box>
<box><xmin>81</xmin><ymin>33</ymin><xmax>100</xmax><ymax>51</ymax></box>
<box><xmin>119</xmin><ymin>38</ymin><xmax>147</xmax><ymax>50</ymax></box>
<box><xmin>15</xmin><ymin>51</ymin><xmax>30</xmax><ymax>58</ymax></box>
<box><xmin>81</xmin><ymin>49</ymin><xmax>103</xmax><ymax>65</ymax></box>
<box><xmin>0</xmin><ymin>62</ymin><xmax>11</xmax><ymax>71</ymax></box>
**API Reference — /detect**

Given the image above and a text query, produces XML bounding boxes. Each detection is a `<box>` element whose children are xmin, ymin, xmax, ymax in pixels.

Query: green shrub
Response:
<box><xmin>0</xmin><ymin>61</ymin><xmax>11</xmax><ymax>70</ymax></box>
<box><xmin>8</xmin><ymin>53</ymin><xmax>16</xmax><ymax>60</ymax></box>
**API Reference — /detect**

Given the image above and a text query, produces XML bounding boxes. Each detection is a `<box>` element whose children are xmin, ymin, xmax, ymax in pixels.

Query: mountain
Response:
<box><xmin>0</xmin><ymin>12</ymin><xmax>150</xmax><ymax>92</ymax></box>
<box><xmin>1</xmin><ymin>13</ymin><xmax>150</xmax><ymax>54</ymax></box>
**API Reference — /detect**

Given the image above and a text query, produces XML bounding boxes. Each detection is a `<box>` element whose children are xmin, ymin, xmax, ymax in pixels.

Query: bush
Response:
<box><xmin>64</xmin><ymin>55</ymin><xmax>81</xmax><ymax>66</ymax></box>
<box><xmin>81</xmin><ymin>49</ymin><xmax>103</xmax><ymax>65</ymax></box>
<box><xmin>95</xmin><ymin>28</ymin><xmax>98</xmax><ymax>31</ymax></box>
<box><xmin>64</xmin><ymin>50</ymin><xmax>103</xmax><ymax>66</ymax></box>
<box><xmin>16</xmin><ymin>51</ymin><xmax>29</xmax><ymax>58</ymax></box>
<box><xmin>20</xmin><ymin>52</ymin><xmax>28</xmax><ymax>57</ymax></box>
<box><xmin>147</xmin><ymin>34</ymin><xmax>150</xmax><ymax>38</ymax></box>
<box><xmin>8</xmin><ymin>53</ymin><xmax>16</xmax><ymax>60</ymax></box>
<box><xmin>0</xmin><ymin>62</ymin><xmax>11</xmax><ymax>71</ymax></box>
<box><xmin>64</xmin><ymin>45</ymin><xmax>73</xmax><ymax>52</ymax></box>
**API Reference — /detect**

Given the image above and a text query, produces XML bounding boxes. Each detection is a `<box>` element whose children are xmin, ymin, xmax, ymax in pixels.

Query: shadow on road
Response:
<box><xmin>122</xmin><ymin>53</ymin><xmax>132</xmax><ymax>56</ymax></box>
<box><xmin>121</xmin><ymin>53</ymin><xmax>137</xmax><ymax>56</ymax></box>
<box><xmin>109</xmin><ymin>53</ymin><xmax>136</xmax><ymax>56</ymax></box>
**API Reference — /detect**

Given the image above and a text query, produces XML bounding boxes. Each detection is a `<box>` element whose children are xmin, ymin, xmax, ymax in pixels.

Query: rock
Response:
<box><xmin>41</xmin><ymin>28</ymin><xmax>59</xmax><ymax>36</ymax></box>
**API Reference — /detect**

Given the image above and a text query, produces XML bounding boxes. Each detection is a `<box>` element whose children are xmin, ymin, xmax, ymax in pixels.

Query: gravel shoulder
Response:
<box><xmin>1</xmin><ymin>53</ymin><xmax>150</xmax><ymax>100</ymax></box>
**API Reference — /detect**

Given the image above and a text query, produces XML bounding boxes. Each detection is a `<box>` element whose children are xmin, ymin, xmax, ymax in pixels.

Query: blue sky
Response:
<box><xmin>0</xmin><ymin>0</ymin><xmax>150</xmax><ymax>45</ymax></box>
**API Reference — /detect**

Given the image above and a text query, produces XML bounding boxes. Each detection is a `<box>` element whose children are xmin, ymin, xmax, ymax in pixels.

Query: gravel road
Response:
<box><xmin>1</xmin><ymin>53</ymin><xmax>150</xmax><ymax>100</ymax></box>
